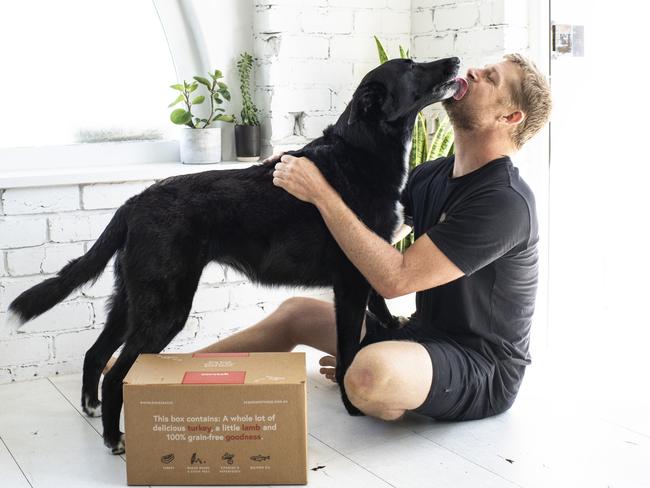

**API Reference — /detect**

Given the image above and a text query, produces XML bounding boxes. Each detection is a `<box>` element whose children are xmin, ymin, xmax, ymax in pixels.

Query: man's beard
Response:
<box><xmin>442</xmin><ymin>98</ymin><xmax>478</xmax><ymax>132</ymax></box>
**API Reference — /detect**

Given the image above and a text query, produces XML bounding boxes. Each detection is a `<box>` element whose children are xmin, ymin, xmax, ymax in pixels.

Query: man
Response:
<box><xmin>108</xmin><ymin>53</ymin><xmax>552</xmax><ymax>422</ymax></box>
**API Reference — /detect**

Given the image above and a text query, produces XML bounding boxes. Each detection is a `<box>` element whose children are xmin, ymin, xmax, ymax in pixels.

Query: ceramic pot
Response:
<box><xmin>235</xmin><ymin>125</ymin><xmax>261</xmax><ymax>162</ymax></box>
<box><xmin>180</xmin><ymin>127</ymin><xmax>222</xmax><ymax>164</ymax></box>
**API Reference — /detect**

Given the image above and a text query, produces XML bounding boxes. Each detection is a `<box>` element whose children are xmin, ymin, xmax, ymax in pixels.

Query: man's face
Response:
<box><xmin>443</xmin><ymin>60</ymin><xmax>521</xmax><ymax>131</ymax></box>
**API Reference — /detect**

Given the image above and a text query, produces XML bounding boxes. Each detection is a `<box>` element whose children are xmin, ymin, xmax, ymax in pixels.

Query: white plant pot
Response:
<box><xmin>179</xmin><ymin>127</ymin><xmax>222</xmax><ymax>164</ymax></box>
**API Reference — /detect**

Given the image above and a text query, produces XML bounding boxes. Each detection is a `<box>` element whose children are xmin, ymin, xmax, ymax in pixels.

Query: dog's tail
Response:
<box><xmin>6</xmin><ymin>206</ymin><xmax>129</xmax><ymax>329</ymax></box>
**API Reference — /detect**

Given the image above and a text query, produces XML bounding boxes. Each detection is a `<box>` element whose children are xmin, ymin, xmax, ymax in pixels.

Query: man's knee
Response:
<box><xmin>273</xmin><ymin>297</ymin><xmax>309</xmax><ymax>334</ymax></box>
<box><xmin>344</xmin><ymin>344</ymin><xmax>396</xmax><ymax>408</ymax></box>
<box><xmin>274</xmin><ymin>296</ymin><xmax>329</xmax><ymax>343</ymax></box>
<box><xmin>276</xmin><ymin>296</ymin><xmax>312</xmax><ymax>317</ymax></box>
<box><xmin>343</xmin><ymin>341</ymin><xmax>432</xmax><ymax>420</ymax></box>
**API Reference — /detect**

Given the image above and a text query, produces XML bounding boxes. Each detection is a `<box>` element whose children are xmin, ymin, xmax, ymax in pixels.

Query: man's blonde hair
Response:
<box><xmin>503</xmin><ymin>53</ymin><xmax>552</xmax><ymax>149</ymax></box>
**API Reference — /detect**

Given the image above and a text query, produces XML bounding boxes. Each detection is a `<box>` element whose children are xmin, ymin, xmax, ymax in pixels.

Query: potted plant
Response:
<box><xmin>169</xmin><ymin>69</ymin><xmax>235</xmax><ymax>164</ymax></box>
<box><xmin>234</xmin><ymin>52</ymin><xmax>261</xmax><ymax>162</ymax></box>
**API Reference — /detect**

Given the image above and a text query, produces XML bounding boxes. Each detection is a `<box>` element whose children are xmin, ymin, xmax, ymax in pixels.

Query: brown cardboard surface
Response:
<box><xmin>123</xmin><ymin>352</ymin><xmax>307</xmax><ymax>485</ymax></box>
<box><xmin>124</xmin><ymin>352</ymin><xmax>307</xmax><ymax>386</ymax></box>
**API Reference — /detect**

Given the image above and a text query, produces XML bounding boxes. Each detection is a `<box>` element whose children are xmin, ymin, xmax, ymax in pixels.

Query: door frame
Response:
<box><xmin>525</xmin><ymin>0</ymin><xmax>552</xmax><ymax>354</ymax></box>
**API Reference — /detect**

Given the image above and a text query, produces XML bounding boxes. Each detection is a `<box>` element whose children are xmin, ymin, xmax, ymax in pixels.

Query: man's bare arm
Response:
<box><xmin>270</xmin><ymin>153</ymin><xmax>463</xmax><ymax>298</ymax></box>
<box><xmin>315</xmin><ymin>191</ymin><xmax>463</xmax><ymax>298</ymax></box>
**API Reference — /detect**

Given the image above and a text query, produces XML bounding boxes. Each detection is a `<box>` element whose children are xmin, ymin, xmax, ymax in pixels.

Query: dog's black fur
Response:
<box><xmin>8</xmin><ymin>56</ymin><xmax>460</xmax><ymax>454</ymax></box>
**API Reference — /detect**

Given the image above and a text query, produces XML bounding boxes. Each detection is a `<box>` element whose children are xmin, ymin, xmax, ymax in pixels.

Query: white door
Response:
<box><xmin>549</xmin><ymin>1</ymin><xmax>650</xmax><ymax>373</ymax></box>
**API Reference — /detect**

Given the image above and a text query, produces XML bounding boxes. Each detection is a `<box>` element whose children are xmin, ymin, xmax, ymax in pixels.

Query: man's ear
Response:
<box><xmin>348</xmin><ymin>82</ymin><xmax>386</xmax><ymax>125</ymax></box>
<box><xmin>502</xmin><ymin>110</ymin><xmax>525</xmax><ymax>126</ymax></box>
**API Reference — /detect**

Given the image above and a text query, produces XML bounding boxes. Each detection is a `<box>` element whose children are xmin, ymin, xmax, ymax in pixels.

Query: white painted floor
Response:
<box><xmin>0</xmin><ymin>345</ymin><xmax>648</xmax><ymax>488</ymax></box>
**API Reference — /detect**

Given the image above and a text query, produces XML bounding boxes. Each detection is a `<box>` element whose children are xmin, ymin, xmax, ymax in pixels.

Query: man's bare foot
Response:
<box><xmin>319</xmin><ymin>355</ymin><xmax>337</xmax><ymax>383</ymax></box>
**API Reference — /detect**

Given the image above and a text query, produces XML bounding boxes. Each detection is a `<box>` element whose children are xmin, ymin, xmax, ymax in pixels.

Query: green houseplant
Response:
<box><xmin>169</xmin><ymin>69</ymin><xmax>235</xmax><ymax>164</ymax></box>
<box><xmin>234</xmin><ymin>52</ymin><xmax>261</xmax><ymax>162</ymax></box>
<box><xmin>374</xmin><ymin>36</ymin><xmax>455</xmax><ymax>252</ymax></box>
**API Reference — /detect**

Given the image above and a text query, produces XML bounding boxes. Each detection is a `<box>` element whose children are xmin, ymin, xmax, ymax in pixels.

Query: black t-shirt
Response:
<box><xmin>401</xmin><ymin>155</ymin><xmax>539</xmax><ymax>369</ymax></box>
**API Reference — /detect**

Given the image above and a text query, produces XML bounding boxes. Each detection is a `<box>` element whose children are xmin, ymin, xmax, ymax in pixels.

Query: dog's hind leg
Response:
<box><xmin>81</xmin><ymin>261</ymin><xmax>128</xmax><ymax>417</ymax></box>
<box><xmin>100</xmin><ymin>308</ymin><xmax>192</xmax><ymax>454</ymax></box>
<box><xmin>332</xmin><ymin>270</ymin><xmax>371</xmax><ymax>416</ymax></box>
<box><xmin>101</xmin><ymin>268</ymin><xmax>201</xmax><ymax>454</ymax></box>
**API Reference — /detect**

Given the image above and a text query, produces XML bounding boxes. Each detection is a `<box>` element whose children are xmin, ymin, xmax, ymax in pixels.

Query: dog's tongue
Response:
<box><xmin>453</xmin><ymin>77</ymin><xmax>469</xmax><ymax>101</ymax></box>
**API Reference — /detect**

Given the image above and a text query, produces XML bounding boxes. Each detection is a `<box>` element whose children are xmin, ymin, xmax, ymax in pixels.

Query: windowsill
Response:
<box><xmin>0</xmin><ymin>161</ymin><xmax>256</xmax><ymax>189</ymax></box>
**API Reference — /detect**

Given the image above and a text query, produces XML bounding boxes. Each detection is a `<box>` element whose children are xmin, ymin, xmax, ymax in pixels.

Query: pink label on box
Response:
<box><xmin>191</xmin><ymin>352</ymin><xmax>251</xmax><ymax>358</ymax></box>
<box><xmin>182</xmin><ymin>371</ymin><xmax>246</xmax><ymax>384</ymax></box>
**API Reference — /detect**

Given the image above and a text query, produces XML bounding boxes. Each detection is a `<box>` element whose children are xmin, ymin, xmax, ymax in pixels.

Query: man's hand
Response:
<box><xmin>272</xmin><ymin>154</ymin><xmax>335</xmax><ymax>205</ymax></box>
<box><xmin>319</xmin><ymin>355</ymin><xmax>337</xmax><ymax>383</ymax></box>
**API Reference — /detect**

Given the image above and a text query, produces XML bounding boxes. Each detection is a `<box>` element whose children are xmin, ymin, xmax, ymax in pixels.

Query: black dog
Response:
<box><xmin>7</xmin><ymin>56</ymin><xmax>460</xmax><ymax>454</ymax></box>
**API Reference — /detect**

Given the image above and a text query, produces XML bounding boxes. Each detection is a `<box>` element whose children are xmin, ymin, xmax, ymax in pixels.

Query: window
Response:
<box><xmin>0</xmin><ymin>0</ymin><xmax>176</xmax><ymax>151</ymax></box>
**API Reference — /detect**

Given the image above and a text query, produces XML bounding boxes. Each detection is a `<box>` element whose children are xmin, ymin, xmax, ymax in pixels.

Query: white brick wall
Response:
<box><xmin>42</xmin><ymin>243</ymin><xmax>86</xmax><ymax>274</ymax></box>
<box><xmin>54</xmin><ymin>328</ymin><xmax>106</xmax><ymax>361</ymax></box>
<box><xmin>0</xmin><ymin>252</ymin><xmax>6</xmax><ymax>277</ymax></box>
<box><xmin>302</xmin><ymin>8</ymin><xmax>354</xmax><ymax>34</ymax></box>
<box><xmin>2</xmin><ymin>186</ymin><xmax>79</xmax><ymax>215</ymax></box>
<box><xmin>0</xmin><ymin>335</ymin><xmax>50</xmax><ymax>368</ymax></box>
<box><xmin>81</xmin><ymin>181</ymin><xmax>155</xmax><ymax>210</ymax></box>
<box><xmin>48</xmin><ymin>211</ymin><xmax>115</xmax><ymax>243</ymax></box>
<box><xmin>1</xmin><ymin>0</ymin><xmax>529</xmax><ymax>383</ymax></box>
<box><xmin>411</xmin><ymin>0</ymin><xmax>529</xmax><ymax>64</ymax></box>
<box><xmin>253</xmin><ymin>0</ymin><xmax>411</xmax><ymax>155</ymax></box>
<box><xmin>0</xmin><ymin>216</ymin><xmax>48</xmax><ymax>248</ymax></box>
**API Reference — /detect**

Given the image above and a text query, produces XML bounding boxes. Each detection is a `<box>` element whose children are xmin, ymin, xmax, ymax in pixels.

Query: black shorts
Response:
<box><xmin>358</xmin><ymin>311</ymin><xmax>524</xmax><ymax>421</ymax></box>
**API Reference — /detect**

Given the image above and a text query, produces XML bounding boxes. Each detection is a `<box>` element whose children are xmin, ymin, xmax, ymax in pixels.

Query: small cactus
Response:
<box><xmin>236</xmin><ymin>52</ymin><xmax>260</xmax><ymax>126</ymax></box>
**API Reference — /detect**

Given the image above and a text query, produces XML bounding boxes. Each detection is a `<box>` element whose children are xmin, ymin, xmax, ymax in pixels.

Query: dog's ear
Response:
<box><xmin>347</xmin><ymin>82</ymin><xmax>387</xmax><ymax>125</ymax></box>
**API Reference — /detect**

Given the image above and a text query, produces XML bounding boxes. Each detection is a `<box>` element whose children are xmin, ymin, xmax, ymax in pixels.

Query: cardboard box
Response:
<box><xmin>123</xmin><ymin>352</ymin><xmax>307</xmax><ymax>485</ymax></box>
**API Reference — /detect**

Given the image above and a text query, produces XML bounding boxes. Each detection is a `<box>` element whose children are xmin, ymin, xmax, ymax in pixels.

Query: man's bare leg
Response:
<box><xmin>103</xmin><ymin>297</ymin><xmax>351</xmax><ymax>372</ymax></box>
<box><xmin>194</xmin><ymin>297</ymin><xmax>343</xmax><ymax>355</ymax></box>
<box><xmin>192</xmin><ymin>297</ymin><xmax>366</xmax><ymax>383</ymax></box>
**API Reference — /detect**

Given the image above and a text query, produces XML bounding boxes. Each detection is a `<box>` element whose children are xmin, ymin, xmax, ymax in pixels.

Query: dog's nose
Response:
<box><xmin>448</xmin><ymin>57</ymin><xmax>460</xmax><ymax>66</ymax></box>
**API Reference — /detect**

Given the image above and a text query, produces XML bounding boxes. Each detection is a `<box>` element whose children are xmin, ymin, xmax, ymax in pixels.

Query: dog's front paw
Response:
<box><xmin>393</xmin><ymin>315</ymin><xmax>409</xmax><ymax>329</ymax></box>
<box><xmin>380</xmin><ymin>315</ymin><xmax>409</xmax><ymax>330</ymax></box>
<box><xmin>104</xmin><ymin>432</ymin><xmax>125</xmax><ymax>455</ymax></box>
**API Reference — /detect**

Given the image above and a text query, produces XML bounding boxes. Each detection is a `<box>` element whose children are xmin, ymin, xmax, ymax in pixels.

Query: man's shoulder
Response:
<box><xmin>498</xmin><ymin>166</ymin><xmax>539</xmax><ymax>249</ymax></box>
<box><xmin>411</xmin><ymin>156</ymin><xmax>452</xmax><ymax>180</ymax></box>
<box><xmin>504</xmin><ymin>164</ymin><xmax>537</xmax><ymax>221</ymax></box>
<box><xmin>466</xmin><ymin>159</ymin><xmax>536</xmax><ymax>212</ymax></box>
<box><xmin>423</xmin><ymin>155</ymin><xmax>453</xmax><ymax>170</ymax></box>
<box><xmin>507</xmin><ymin>164</ymin><xmax>535</xmax><ymax>198</ymax></box>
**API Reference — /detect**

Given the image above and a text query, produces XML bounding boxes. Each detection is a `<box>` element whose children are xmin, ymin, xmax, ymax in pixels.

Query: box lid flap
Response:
<box><xmin>123</xmin><ymin>352</ymin><xmax>306</xmax><ymax>385</ymax></box>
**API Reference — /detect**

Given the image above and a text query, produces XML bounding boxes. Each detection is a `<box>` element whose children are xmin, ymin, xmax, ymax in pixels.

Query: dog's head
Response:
<box><xmin>347</xmin><ymin>57</ymin><xmax>461</xmax><ymax>126</ymax></box>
